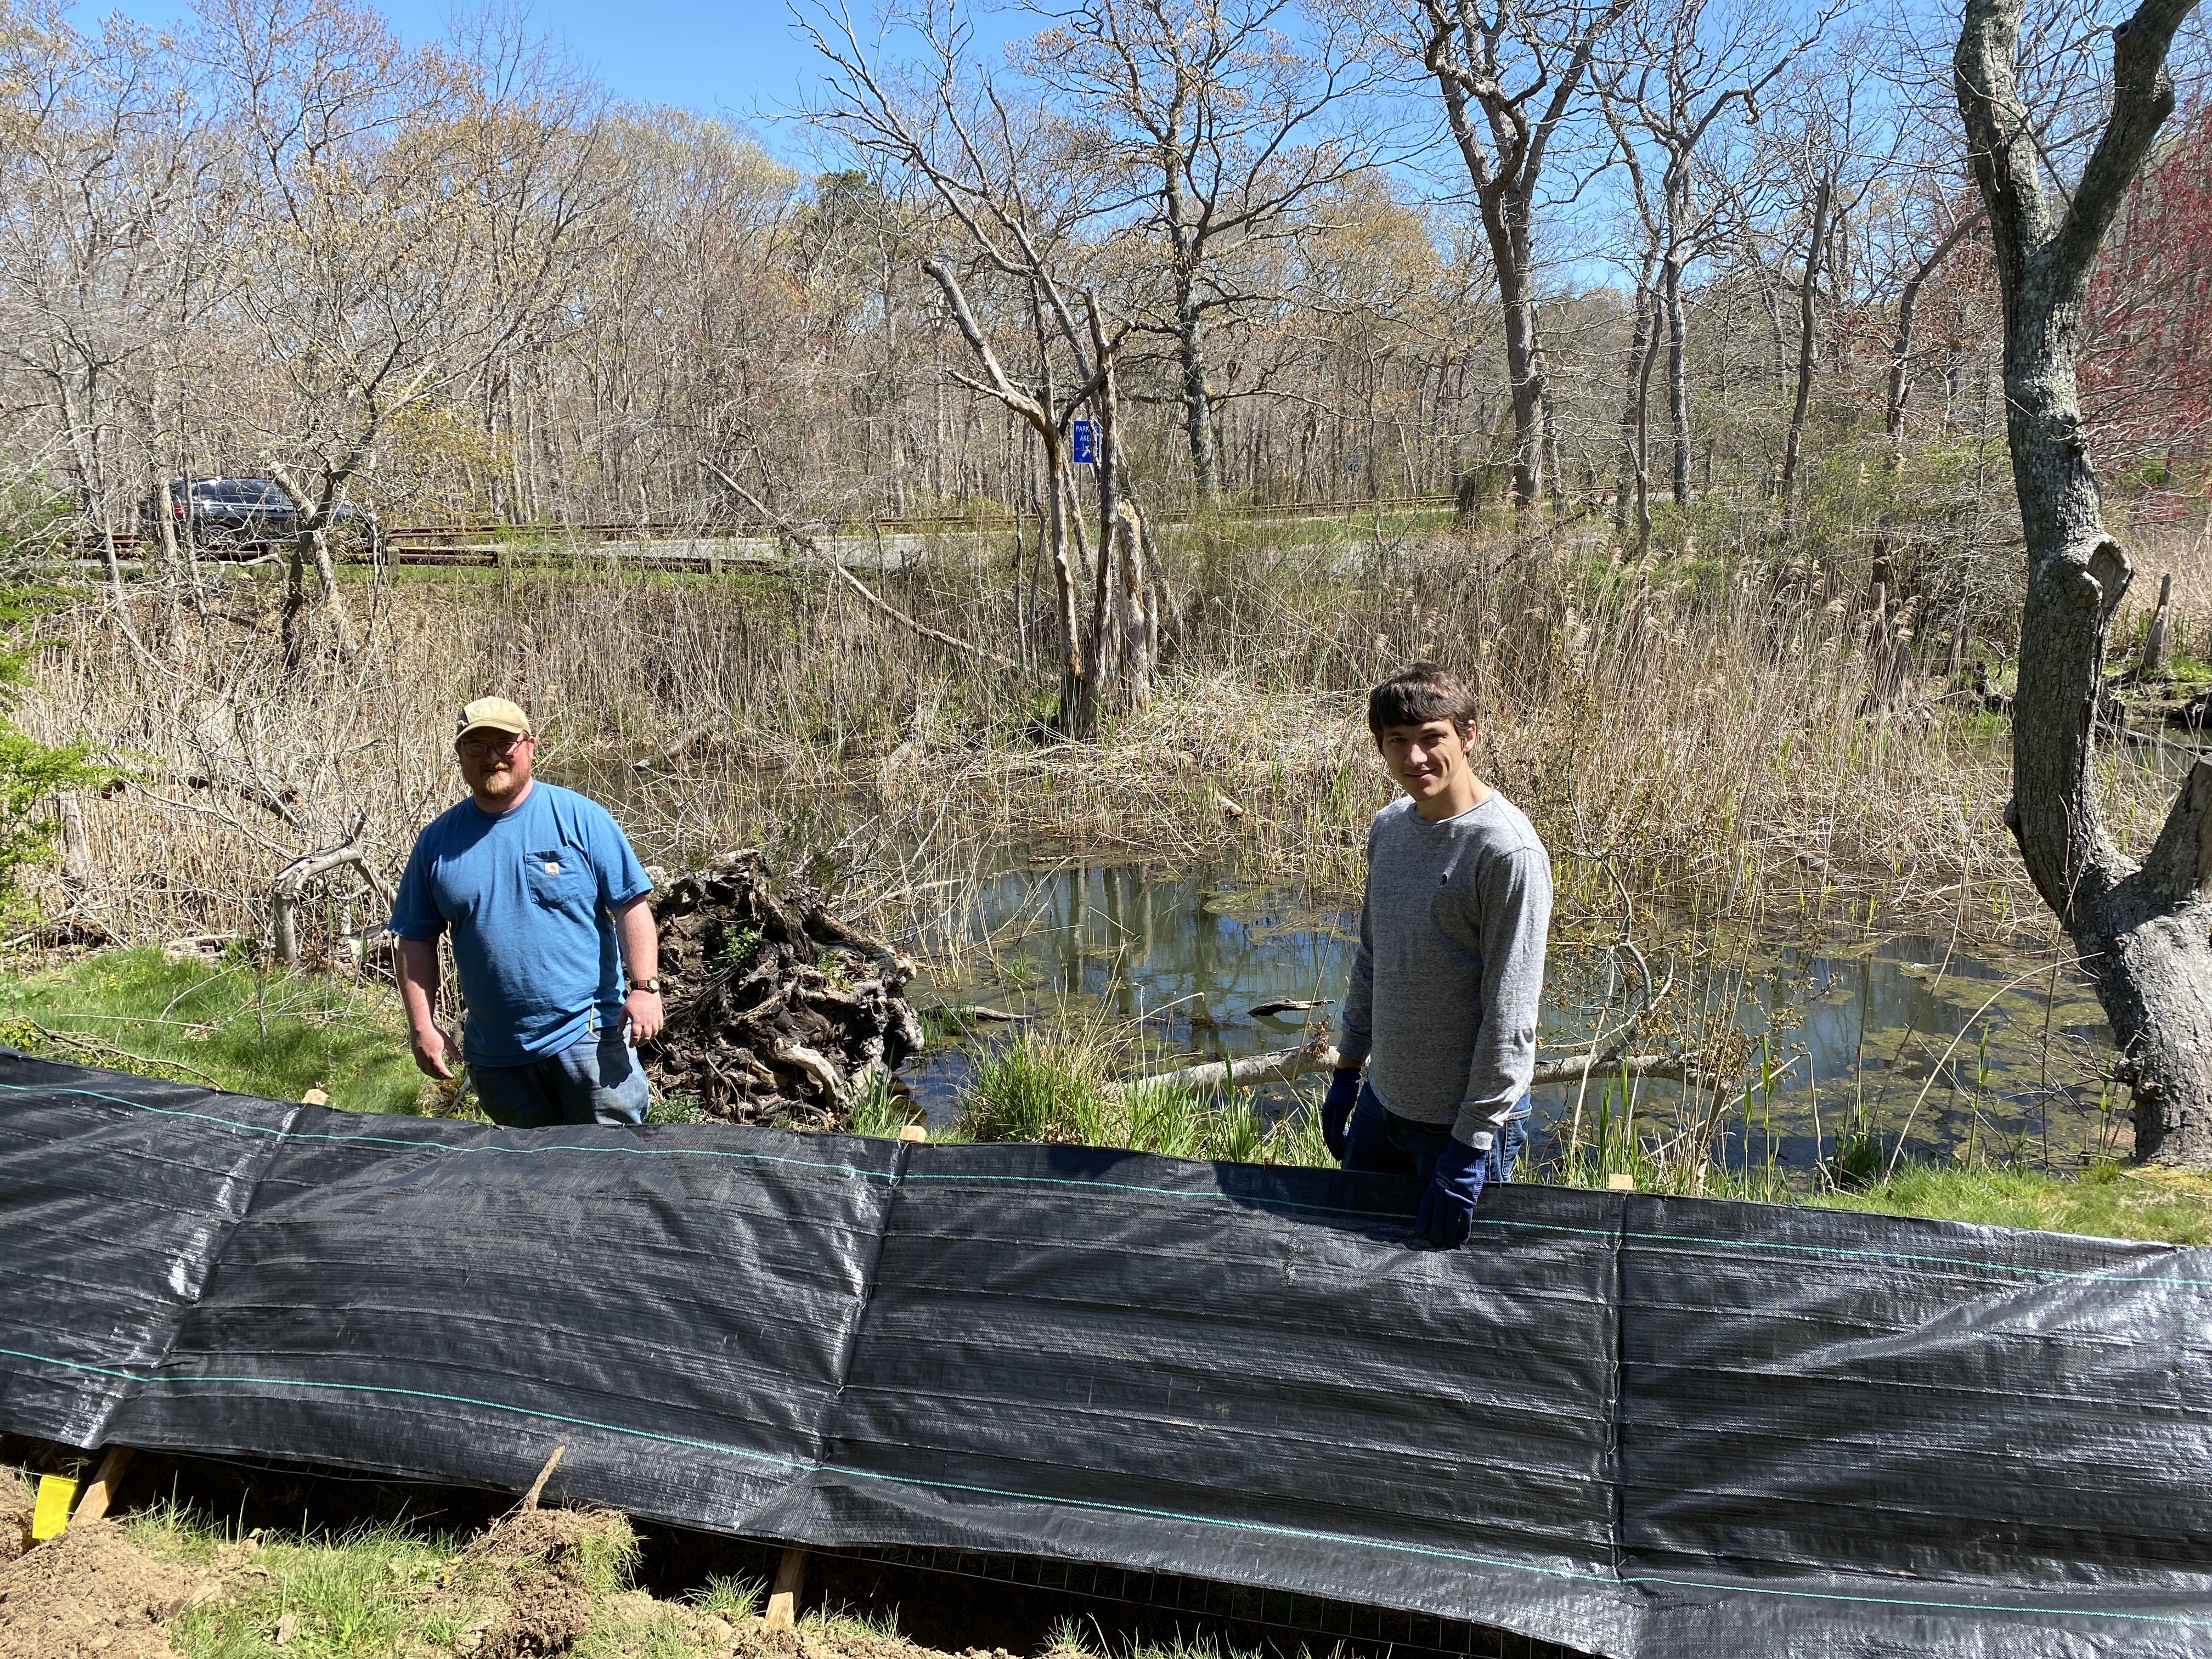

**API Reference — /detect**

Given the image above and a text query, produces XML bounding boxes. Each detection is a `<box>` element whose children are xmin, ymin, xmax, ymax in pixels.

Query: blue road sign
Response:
<box><xmin>1071</xmin><ymin>420</ymin><xmax>1097</xmax><ymax>465</ymax></box>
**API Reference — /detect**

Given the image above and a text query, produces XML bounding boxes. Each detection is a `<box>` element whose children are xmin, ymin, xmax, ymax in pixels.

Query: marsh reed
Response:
<box><xmin>13</xmin><ymin>510</ymin><xmax>2197</xmax><ymax>967</ymax></box>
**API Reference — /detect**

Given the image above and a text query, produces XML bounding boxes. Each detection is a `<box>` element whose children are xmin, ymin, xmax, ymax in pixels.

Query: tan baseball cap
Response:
<box><xmin>456</xmin><ymin>696</ymin><xmax>532</xmax><ymax>738</ymax></box>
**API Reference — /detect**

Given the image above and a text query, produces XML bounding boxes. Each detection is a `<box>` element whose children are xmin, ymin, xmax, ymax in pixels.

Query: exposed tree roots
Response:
<box><xmin>641</xmin><ymin>851</ymin><xmax>923</xmax><ymax>1128</ymax></box>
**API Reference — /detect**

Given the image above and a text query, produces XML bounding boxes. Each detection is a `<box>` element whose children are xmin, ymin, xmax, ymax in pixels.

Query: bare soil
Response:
<box><xmin>0</xmin><ymin>1520</ymin><xmax>218</xmax><ymax>1659</ymax></box>
<box><xmin>0</xmin><ymin>1497</ymin><xmax>1053</xmax><ymax>1659</ymax></box>
<box><xmin>461</xmin><ymin>1508</ymin><xmax>616</xmax><ymax>1657</ymax></box>
<box><xmin>0</xmin><ymin>1483</ymin><xmax>27</xmax><ymax>1565</ymax></box>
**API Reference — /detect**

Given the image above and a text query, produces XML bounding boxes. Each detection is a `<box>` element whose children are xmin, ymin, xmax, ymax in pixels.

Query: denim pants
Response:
<box><xmin>1341</xmin><ymin>1082</ymin><xmax>1527</xmax><ymax>1183</ymax></box>
<box><xmin>470</xmin><ymin>1029</ymin><xmax>649</xmax><ymax>1128</ymax></box>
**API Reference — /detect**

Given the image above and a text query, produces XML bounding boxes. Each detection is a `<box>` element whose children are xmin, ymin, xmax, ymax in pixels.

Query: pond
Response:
<box><xmin>902</xmin><ymin>864</ymin><xmax>2124</xmax><ymax>1173</ymax></box>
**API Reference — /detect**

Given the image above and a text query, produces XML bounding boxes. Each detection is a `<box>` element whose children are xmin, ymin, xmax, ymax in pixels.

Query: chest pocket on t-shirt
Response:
<box><xmin>526</xmin><ymin>849</ymin><xmax>591</xmax><ymax>917</ymax></box>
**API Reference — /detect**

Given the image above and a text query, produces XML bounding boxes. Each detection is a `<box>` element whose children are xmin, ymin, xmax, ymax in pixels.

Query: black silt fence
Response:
<box><xmin>2</xmin><ymin>1052</ymin><xmax>2207</xmax><ymax>1658</ymax></box>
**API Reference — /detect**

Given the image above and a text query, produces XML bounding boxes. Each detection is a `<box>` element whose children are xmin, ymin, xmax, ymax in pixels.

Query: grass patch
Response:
<box><xmin>951</xmin><ymin>1030</ymin><xmax>2211</xmax><ymax>1244</ymax></box>
<box><xmin>0</xmin><ymin>945</ymin><xmax>423</xmax><ymax>1113</ymax></box>
<box><xmin>1808</xmin><ymin>1161</ymin><xmax>2212</xmax><ymax>1244</ymax></box>
<box><xmin>957</xmin><ymin>1031</ymin><xmax>1339</xmax><ymax>1167</ymax></box>
<box><xmin>131</xmin><ymin>1504</ymin><xmax>481</xmax><ymax>1659</ymax></box>
<box><xmin>104</xmin><ymin>1490</ymin><xmax>734</xmax><ymax>1658</ymax></box>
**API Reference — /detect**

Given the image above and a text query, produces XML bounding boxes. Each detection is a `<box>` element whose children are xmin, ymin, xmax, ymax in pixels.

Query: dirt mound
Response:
<box><xmin>0</xmin><ymin>1521</ymin><xmax>217</xmax><ymax>1659</ymax></box>
<box><xmin>462</xmin><ymin>1506</ymin><xmax>634</xmax><ymax>1657</ymax></box>
<box><xmin>0</xmin><ymin>1482</ymin><xmax>27</xmax><ymax>1565</ymax></box>
<box><xmin>643</xmin><ymin>852</ymin><xmax>923</xmax><ymax>1127</ymax></box>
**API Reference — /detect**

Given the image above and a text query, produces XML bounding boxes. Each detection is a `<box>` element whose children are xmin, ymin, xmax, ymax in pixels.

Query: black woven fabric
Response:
<box><xmin>3</xmin><ymin>1051</ymin><xmax>2207</xmax><ymax>1657</ymax></box>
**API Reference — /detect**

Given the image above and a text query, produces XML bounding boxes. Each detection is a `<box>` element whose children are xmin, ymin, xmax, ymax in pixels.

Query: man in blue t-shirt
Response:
<box><xmin>390</xmin><ymin>696</ymin><xmax>664</xmax><ymax>1127</ymax></box>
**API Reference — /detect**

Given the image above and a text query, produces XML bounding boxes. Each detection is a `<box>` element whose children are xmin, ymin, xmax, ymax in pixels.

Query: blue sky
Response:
<box><xmin>106</xmin><ymin>0</ymin><xmax>1030</xmax><ymax>147</ymax></box>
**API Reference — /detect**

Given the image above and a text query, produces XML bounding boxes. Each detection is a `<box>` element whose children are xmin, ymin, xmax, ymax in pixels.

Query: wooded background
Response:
<box><xmin>1</xmin><ymin>0</ymin><xmax>2203</xmax><ymax>567</ymax></box>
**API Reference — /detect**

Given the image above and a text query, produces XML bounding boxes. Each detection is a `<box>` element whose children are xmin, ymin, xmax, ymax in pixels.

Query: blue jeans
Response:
<box><xmin>1342</xmin><ymin>1082</ymin><xmax>1527</xmax><ymax>1183</ymax></box>
<box><xmin>470</xmin><ymin>1030</ymin><xmax>649</xmax><ymax>1128</ymax></box>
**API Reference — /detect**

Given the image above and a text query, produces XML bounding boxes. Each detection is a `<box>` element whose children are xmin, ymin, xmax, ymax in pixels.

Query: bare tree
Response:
<box><xmin>1881</xmin><ymin>200</ymin><xmax>1985</xmax><ymax>471</ymax></box>
<box><xmin>1775</xmin><ymin>167</ymin><xmax>1831</xmax><ymax>527</ymax></box>
<box><xmin>805</xmin><ymin>3</ymin><xmax>1156</xmax><ymax>732</ymax></box>
<box><xmin>1598</xmin><ymin>99</ymin><xmax>1664</xmax><ymax>546</ymax></box>
<box><xmin>1415</xmin><ymin>0</ymin><xmax>1633</xmax><ymax>510</ymax></box>
<box><xmin>1604</xmin><ymin>0</ymin><xmax>1826</xmax><ymax>505</ymax></box>
<box><xmin>196</xmin><ymin>0</ymin><xmax>608</xmax><ymax>666</ymax></box>
<box><xmin>1023</xmin><ymin>0</ymin><xmax>1374</xmax><ymax>507</ymax></box>
<box><xmin>1955</xmin><ymin>0</ymin><xmax>2211</xmax><ymax>1165</ymax></box>
<box><xmin>0</xmin><ymin>8</ymin><xmax>219</xmax><ymax>611</ymax></box>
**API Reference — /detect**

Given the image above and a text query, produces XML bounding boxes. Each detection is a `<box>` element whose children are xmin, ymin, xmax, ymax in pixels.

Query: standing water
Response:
<box><xmin>904</xmin><ymin>864</ymin><xmax>2121</xmax><ymax>1172</ymax></box>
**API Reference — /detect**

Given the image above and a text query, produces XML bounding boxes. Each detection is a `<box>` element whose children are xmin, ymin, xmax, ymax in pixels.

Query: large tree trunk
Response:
<box><xmin>1175</xmin><ymin>296</ymin><xmax>1221</xmax><ymax>511</ymax></box>
<box><xmin>1958</xmin><ymin>0</ymin><xmax>2212</xmax><ymax>1165</ymax></box>
<box><xmin>1491</xmin><ymin>206</ymin><xmax>1549</xmax><ymax>511</ymax></box>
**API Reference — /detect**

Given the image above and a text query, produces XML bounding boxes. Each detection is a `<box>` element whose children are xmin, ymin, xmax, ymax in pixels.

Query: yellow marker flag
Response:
<box><xmin>30</xmin><ymin>1474</ymin><xmax>78</xmax><ymax>1540</ymax></box>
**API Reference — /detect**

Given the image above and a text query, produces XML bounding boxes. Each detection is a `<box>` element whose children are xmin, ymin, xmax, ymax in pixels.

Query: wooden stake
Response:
<box><xmin>520</xmin><ymin>1444</ymin><xmax>565</xmax><ymax>1512</ymax></box>
<box><xmin>1606</xmin><ymin>1173</ymin><xmax>1636</xmax><ymax>1192</ymax></box>
<box><xmin>897</xmin><ymin>1125</ymin><xmax>928</xmax><ymax>1143</ymax></box>
<box><xmin>70</xmin><ymin>1446</ymin><xmax>134</xmax><ymax>1527</ymax></box>
<box><xmin>764</xmin><ymin>1542</ymin><xmax>811</xmax><ymax>1629</ymax></box>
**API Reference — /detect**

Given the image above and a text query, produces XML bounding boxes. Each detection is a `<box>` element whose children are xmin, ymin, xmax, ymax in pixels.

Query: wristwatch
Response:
<box><xmin>633</xmin><ymin>977</ymin><xmax>662</xmax><ymax>994</ymax></box>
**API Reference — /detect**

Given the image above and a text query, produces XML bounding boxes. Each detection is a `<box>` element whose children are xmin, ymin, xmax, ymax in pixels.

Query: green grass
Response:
<box><xmin>685</xmin><ymin>1573</ymin><xmax>764</xmax><ymax>1620</ymax></box>
<box><xmin>0</xmin><ymin>945</ymin><xmax>425</xmax><ymax>1113</ymax></box>
<box><xmin>947</xmin><ymin>1032</ymin><xmax>2212</xmax><ymax>1243</ymax></box>
<box><xmin>956</xmin><ymin>1032</ymin><xmax>1354</xmax><ymax>1167</ymax></box>
<box><xmin>1808</xmin><ymin>1161</ymin><xmax>2212</xmax><ymax>1244</ymax></box>
<box><xmin>133</xmin><ymin>1504</ymin><xmax>479</xmax><ymax>1659</ymax></box>
<box><xmin>106</xmin><ymin>1491</ymin><xmax>736</xmax><ymax>1658</ymax></box>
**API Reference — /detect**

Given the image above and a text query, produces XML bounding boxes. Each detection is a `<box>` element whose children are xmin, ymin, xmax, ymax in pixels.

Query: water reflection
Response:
<box><xmin>906</xmin><ymin>864</ymin><xmax>2120</xmax><ymax>1169</ymax></box>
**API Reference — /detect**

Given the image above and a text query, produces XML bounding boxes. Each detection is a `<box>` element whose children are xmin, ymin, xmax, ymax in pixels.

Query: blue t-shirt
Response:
<box><xmin>388</xmin><ymin>781</ymin><xmax>651</xmax><ymax>1066</ymax></box>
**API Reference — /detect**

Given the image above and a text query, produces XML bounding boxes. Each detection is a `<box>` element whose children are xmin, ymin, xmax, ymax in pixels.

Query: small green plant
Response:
<box><xmin>645</xmin><ymin>1090</ymin><xmax>703</xmax><ymax>1125</ymax></box>
<box><xmin>957</xmin><ymin>1034</ymin><xmax>1110</xmax><ymax>1143</ymax></box>
<box><xmin>716</xmin><ymin>926</ymin><xmax>763</xmax><ymax>968</ymax></box>
<box><xmin>1044</xmin><ymin>1616</ymin><xmax>1098</xmax><ymax>1654</ymax></box>
<box><xmin>848</xmin><ymin>1066</ymin><xmax>923</xmax><ymax>1137</ymax></box>
<box><xmin>1827</xmin><ymin>1112</ymin><xmax>1884</xmax><ymax>1191</ymax></box>
<box><xmin>686</xmin><ymin>1573</ymin><xmax>765</xmax><ymax>1620</ymax></box>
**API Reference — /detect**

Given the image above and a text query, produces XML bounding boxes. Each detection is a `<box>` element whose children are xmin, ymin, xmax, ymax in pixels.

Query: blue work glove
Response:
<box><xmin>1322</xmin><ymin>1068</ymin><xmax>1359</xmax><ymax>1161</ymax></box>
<box><xmin>1410</xmin><ymin>1137</ymin><xmax>1489</xmax><ymax>1249</ymax></box>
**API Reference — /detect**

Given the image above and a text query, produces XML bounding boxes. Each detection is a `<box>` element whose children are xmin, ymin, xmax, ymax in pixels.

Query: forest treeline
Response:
<box><xmin>2</xmin><ymin>0</ymin><xmax>2206</xmax><ymax>555</ymax></box>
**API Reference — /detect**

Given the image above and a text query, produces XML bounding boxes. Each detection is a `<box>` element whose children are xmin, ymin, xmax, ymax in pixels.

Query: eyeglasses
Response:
<box><xmin>458</xmin><ymin>733</ymin><xmax>529</xmax><ymax>758</ymax></box>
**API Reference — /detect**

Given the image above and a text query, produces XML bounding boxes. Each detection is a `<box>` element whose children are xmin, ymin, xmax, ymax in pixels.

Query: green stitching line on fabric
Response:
<box><xmin>18</xmin><ymin>1079</ymin><xmax>2212</xmax><ymax>1289</ymax></box>
<box><xmin>4</xmin><ymin>1341</ymin><xmax>2205</xmax><ymax>1631</ymax></box>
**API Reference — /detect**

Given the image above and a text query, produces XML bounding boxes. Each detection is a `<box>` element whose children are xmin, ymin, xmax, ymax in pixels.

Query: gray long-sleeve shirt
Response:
<box><xmin>1335</xmin><ymin>792</ymin><xmax>1553</xmax><ymax>1150</ymax></box>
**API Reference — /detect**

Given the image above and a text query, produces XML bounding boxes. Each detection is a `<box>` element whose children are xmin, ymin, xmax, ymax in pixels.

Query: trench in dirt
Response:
<box><xmin>2</xmin><ymin>1439</ymin><xmax>1590</xmax><ymax>1659</ymax></box>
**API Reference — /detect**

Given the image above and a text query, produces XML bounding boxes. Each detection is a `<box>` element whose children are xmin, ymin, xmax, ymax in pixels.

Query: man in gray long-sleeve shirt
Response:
<box><xmin>1324</xmin><ymin>662</ymin><xmax>1554</xmax><ymax>1248</ymax></box>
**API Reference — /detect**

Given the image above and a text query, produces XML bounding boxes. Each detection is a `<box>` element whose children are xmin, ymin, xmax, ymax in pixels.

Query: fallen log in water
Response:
<box><xmin>1113</xmin><ymin>1044</ymin><xmax>1723</xmax><ymax>1096</ymax></box>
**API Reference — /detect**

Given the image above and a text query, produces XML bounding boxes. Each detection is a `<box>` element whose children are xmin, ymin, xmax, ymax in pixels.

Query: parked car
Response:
<box><xmin>140</xmin><ymin>477</ymin><xmax>379</xmax><ymax>554</ymax></box>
